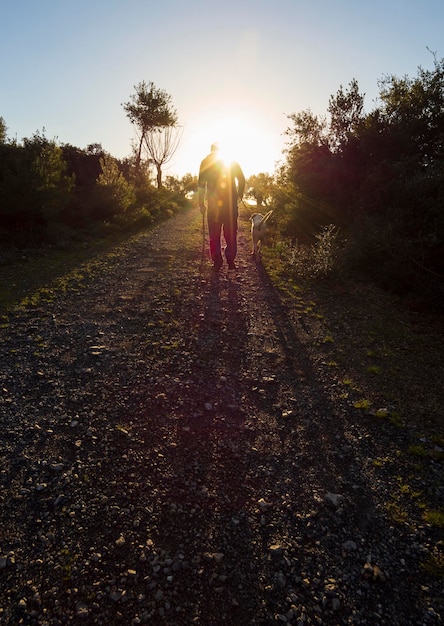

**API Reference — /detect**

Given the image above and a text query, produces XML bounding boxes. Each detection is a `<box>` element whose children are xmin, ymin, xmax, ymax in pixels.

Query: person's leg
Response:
<box><xmin>223</xmin><ymin>215</ymin><xmax>238</xmax><ymax>268</ymax></box>
<box><xmin>207</xmin><ymin>218</ymin><xmax>223</xmax><ymax>269</ymax></box>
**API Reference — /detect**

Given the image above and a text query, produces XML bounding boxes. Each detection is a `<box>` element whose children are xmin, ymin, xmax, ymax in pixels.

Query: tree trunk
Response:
<box><xmin>136</xmin><ymin>133</ymin><xmax>144</xmax><ymax>174</ymax></box>
<box><xmin>156</xmin><ymin>163</ymin><xmax>162</xmax><ymax>188</ymax></box>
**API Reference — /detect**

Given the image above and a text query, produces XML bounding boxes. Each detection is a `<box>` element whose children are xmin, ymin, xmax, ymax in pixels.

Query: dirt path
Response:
<box><xmin>0</xmin><ymin>206</ymin><xmax>442</xmax><ymax>625</ymax></box>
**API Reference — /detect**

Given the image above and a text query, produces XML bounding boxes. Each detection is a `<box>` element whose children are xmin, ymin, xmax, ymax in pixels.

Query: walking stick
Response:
<box><xmin>201</xmin><ymin>209</ymin><xmax>206</xmax><ymax>264</ymax></box>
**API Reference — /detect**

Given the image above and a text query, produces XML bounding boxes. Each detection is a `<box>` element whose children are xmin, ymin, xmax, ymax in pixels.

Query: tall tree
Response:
<box><xmin>123</xmin><ymin>81</ymin><xmax>179</xmax><ymax>184</ymax></box>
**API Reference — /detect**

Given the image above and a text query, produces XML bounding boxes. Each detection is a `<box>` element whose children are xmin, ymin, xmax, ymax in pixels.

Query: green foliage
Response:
<box><xmin>123</xmin><ymin>81</ymin><xmax>177</xmax><ymax>132</ymax></box>
<box><xmin>246</xmin><ymin>173</ymin><xmax>276</xmax><ymax>207</ymax></box>
<box><xmin>32</xmin><ymin>138</ymin><xmax>74</xmax><ymax>220</ymax></box>
<box><xmin>62</xmin><ymin>143</ymin><xmax>103</xmax><ymax>191</ymax></box>
<box><xmin>311</xmin><ymin>225</ymin><xmax>340</xmax><ymax>277</ymax></box>
<box><xmin>0</xmin><ymin>127</ymin><xmax>187</xmax><ymax>247</ymax></box>
<box><xmin>274</xmin><ymin>224</ymin><xmax>341</xmax><ymax>280</ymax></box>
<box><xmin>328</xmin><ymin>78</ymin><xmax>365</xmax><ymax>150</ymax></box>
<box><xmin>95</xmin><ymin>154</ymin><xmax>136</xmax><ymax>218</ymax></box>
<box><xmin>165</xmin><ymin>173</ymin><xmax>198</xmax><ymax>197</ymax></box>
<box><xmin>279</xmin><ymin>56</ymin><xmax>444</xmax><ymax>308</ymax></box>
<box><xmin>0</xmin><ymin>131</ymin><xmax>74</xmax><ymax>244</ymax></box>
<box><xmin>423</xmin><ymin>509</ymin><xmax>444</xmax><ymax>529</ymax></box>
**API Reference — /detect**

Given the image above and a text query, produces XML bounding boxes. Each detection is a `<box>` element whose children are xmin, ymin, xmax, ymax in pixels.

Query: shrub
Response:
<box><xmin>277</xmin><ymin>224</ymin><xmax>341</xmax><ymax>280</ymax></box>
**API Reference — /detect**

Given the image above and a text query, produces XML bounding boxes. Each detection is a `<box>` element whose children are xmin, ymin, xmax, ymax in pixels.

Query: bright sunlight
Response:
<box><xmin>184</xmin><ymin>107</ymin><xmax>282</xmax><ymax>178</ymax></box>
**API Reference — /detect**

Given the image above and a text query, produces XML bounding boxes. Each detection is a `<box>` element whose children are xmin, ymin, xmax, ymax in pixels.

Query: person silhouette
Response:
<box><xmin>198</xmin><ymin>143</ymin><xmax>245</xmax><ymax>270</ymax></box>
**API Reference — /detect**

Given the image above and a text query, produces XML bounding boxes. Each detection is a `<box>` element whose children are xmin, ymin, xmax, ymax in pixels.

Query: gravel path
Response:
<box><xmin>0</xmin><ymin>206</ymin><xmax>443</xmax><ymax>625</ymax></box>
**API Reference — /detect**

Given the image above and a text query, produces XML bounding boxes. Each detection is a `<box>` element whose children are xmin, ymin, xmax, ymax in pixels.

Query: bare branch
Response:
<box><xmin>144</xmin><ymin>126</ymin><xmax>183</xmax><ymax>187</ymax></box>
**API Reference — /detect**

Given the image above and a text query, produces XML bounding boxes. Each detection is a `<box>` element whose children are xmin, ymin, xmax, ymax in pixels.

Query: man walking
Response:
<box><xmin>198</xmin><ymin>143</ymin><xmax>245</xmax><ymax>271</ymax></box>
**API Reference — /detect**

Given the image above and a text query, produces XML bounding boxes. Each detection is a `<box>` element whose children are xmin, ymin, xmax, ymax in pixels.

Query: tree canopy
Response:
<box><xmin>123</xmin><ymin>81</ymin><xmax>180</xmax><ymax>186</ymax></box>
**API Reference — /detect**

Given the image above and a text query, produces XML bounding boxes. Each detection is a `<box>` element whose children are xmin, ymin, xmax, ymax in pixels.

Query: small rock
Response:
<box><xmin>50</xmin><ymin>463</ymin><xmax>64</xmax><ymax>472</ymax></box>
<box><xmin>154</xmin><ymin>589</ymin><xmax>164</xmax><ymax>602</ymax></box>
<box><xmin>54</xmin><ymin>494</ymin><xmax>65</xmax><ymax>507</ymax></box>
<box><xmin>362</xmin><ymin>562</ymin><xmax>387</xmax><ymax>582</ymax></box>
<box><xmin>373</xmin><ymin>564</ymin><xmax>387</xmax><ymax>582</ymax></box>
<box><xmin>342</xmin><ymin>540</ymin><xmax>358</xmax><ymax>552</ymax></box>
<box><xmin>109</xmin><ymin>591</ymin><xmax>122</xmax><ymax>602</ymax></box>
<box><xmin>75</xmin><ymin>602</ymin><xmax>89</xmax><ymax>618</ymax></box>
<box><xmin>270</xmin><ymin>544</ymin><xmax>284</xmax><ymax>556</ymax></box>
<box><xmin>258</xmin><ymin>498</ymin><xmax>272</xmax><ymax>512</ymax></box>
<box><xmin>325</xmin><ymin>492</ymin><xmax>344</xmax><ymax>508</ymax></box>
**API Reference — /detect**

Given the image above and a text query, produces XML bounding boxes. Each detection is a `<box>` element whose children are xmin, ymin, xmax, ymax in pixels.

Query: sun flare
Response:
<box><xmin>208</xmin><ymin>115</ymin><xmax>254</xmax><ymax>162</ymax></box>
<box><xmin>187</xmin><ymin>108</ymin><xmax>280</xmax><ymax>178</ymax></box>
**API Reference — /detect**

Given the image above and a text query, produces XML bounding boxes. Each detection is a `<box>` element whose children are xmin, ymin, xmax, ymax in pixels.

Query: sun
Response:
<box><xmin>184</xmin><ymin>108</ymin><xmax>281</xmax><ymax>178</ymax></box>
<box><xmin>203</xmin><ymin>114</ymin><xmax>274</xmax><ymax>176</ymax></box>
<box><xmin>209</xmin><ymin>115</ymin><xmax>255</xmax><ymax>163</ymax></box>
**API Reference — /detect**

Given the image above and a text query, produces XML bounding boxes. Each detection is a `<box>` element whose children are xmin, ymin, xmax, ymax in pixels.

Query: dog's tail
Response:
<box><xmin>258</xmin><ymin>210</ymin><xmax>273</xmax><ymax>229</ymax></box>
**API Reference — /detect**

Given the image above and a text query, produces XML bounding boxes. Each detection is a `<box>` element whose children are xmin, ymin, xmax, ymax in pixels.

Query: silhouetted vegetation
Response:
<box><xmin>272</xmin><ymin>56</ymin><xmax>444</xmax><ymax>310</ymax></box>
<box><xmin>0</xmin><ymin>131</ymin><xmax>191</xmax><ymax>249</ymax></box>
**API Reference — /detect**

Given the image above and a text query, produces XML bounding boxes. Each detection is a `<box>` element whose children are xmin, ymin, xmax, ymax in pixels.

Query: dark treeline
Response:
<box><xmin>270</xmin><ymin>56</ymin><xmax>444</xmax><ymax>308</ymax></box>
<box><xmin>0</xmin><ymin>125</ymin><xmax>194</xmax><ymax>248</ymax></box>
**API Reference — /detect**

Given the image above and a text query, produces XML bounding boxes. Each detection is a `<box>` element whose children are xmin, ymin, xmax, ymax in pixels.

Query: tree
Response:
<box><xmin>96</xmin><ymin>154</ymin><xmax>135</xmax><ymax>217</ymax></box>
<box><xmin>285</xmin><ymin>109</ymin><xmax>327</xmax><ymax>150</ymax></box>
<box><xmin>123</xmin><ymin>81</ymin><xmax>179</xmax><ymax>185</ymax></box>
<box><xmin>27</xmin><ymin>133</ymin><xmax>74</xmax><ymax>223</ymax></box>
<box><xmin>180</xmin><ymin>173</ymin><xmax>198</xmax><ymax>196</ymax></box>
<box><xmin>280</xmin><ymin>57</ymin><xmax>444</xmax><ymax>302</ymax></box>
<box><xmin>0</xmin><ymin>117</ymin><xmax>7</xmax><ymax>144</ymax></box>
<box><xmin>0</xmin><ymin>131</ymin><xmax>74</xmax><ymax>236</ymax></box>
<box><xmin>377</xmin><ymin>57</ymin><xmax>444</xmax><ymax>165</ymax></box>
<box><xmin>62</xmin><ymin>144</ymin><xmax>103</xmax><ymax>192</ymax></box>
<box><xmin>282</xmin><ymin>80</ymin><xmax>367</xmax><ymax>230</ymax></box>
<box><xmin>144</xmin><ymin>125</ymin><xmax>182</xmax><ymax>188</ymax></box>
<box><xmin>327</xmin><ymin>79</ymin><xmax>365</xmax><ymax>151</ymax></box>
<box><xmin>86</xmin><ymin>143</ymin><xmax>105</xmax><ymax>156</ymax></box>
<box><xmin>247</xmin><ymin>173</ymin><xmax>275</xmax><ymax>207</ymax></box>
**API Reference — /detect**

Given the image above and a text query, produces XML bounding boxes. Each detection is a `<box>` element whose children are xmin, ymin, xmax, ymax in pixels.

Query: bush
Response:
<box><xmin>342</xmin><ymin>214</ymin><xmax>444</xmax><ymax>309</ymax></box>
<box><xmin>276</xmin><ymin>224</ymin><xmax>342</xmax><ymax>280</ymax></box>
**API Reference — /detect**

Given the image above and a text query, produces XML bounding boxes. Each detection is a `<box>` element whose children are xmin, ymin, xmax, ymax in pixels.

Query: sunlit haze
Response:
<box><xmin>1</xmin><ymin>0</ymin><xmax>443</xmax><ymax>178</ymax></box>
<box><xmin>184</xmin><ymin>105</ymin><xmax>284</xmax><ymax>177</ymax></box>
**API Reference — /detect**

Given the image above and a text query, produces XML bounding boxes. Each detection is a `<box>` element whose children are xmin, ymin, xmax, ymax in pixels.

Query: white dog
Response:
<box><xmin>250</xmin><ymin>210</ymin><xmax>273</xmax><ymax>258</ymax></box>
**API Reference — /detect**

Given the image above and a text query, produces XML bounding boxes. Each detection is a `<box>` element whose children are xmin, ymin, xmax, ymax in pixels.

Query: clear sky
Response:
<box><xmin>1</xmin><ymin>0</ymin><xmax>442</xmax><ymax>178</ymax></box>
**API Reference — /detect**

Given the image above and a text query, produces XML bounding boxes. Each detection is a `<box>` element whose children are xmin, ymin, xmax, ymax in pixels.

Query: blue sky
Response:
<box><xmin>1</xmin><ymin>0</ymin><xmax>443</xmax><ymax>177</ymax></box>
